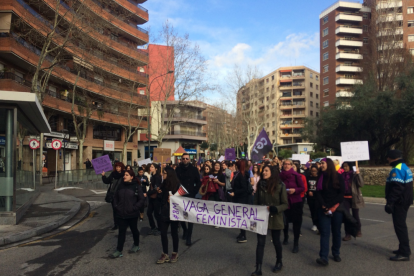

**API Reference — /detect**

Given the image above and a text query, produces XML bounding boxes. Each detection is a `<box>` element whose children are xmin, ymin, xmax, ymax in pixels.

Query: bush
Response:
<box><xmin>278</xmin><ymin>149</ymin><xmax>293</xmax><ymax>159</ymax></box>
<box><xmin>310</xmin><ymin>151</ymin><xmax>328</xmax><ymax>160</ymax></box>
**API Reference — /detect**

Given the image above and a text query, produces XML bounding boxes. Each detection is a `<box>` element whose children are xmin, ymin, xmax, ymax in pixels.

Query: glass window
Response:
<box><xmin>363</xmin><ymin>37</ymin><xmax>368</xmax><ymax>44</ymax></box>
<box><xmin>323</xmin><ymin>52</ymin><xmax>329</xmax><ymax>61</ymax></box>
<box><xmin>310</xmin><ymin>101</ymin><xmax>313</xmax><ymax>107</ymax></box>
<box><xmin>323</xmin><ymin>65</ymin><xmax>329</xmax><ymax>73</ymax></box>
<box><xmin>323</xmin><ymin>77</ymin><xmax>329</xmax><ymax>85</ymax></box>
<box><xmin>324</xmin><ymin>101</ymin><xmax>329</xmax><ymax>107</ymax></box>
<box><xmin>323</xmin><ymin>40</ymin><xmax>328</xmax><ymax>49</ymax></box>
<box><xmin>409</xmin><ymin>35</ymin><xmax>414</xmax><ymax>42</ymax></box>
<box><xmin>310</xmin><ymin>73</ymin><xmax>313</xmax><ymax>78</ymax></box>
<box><xmin>408</xmin><ymin>21</ymin><xmax>414</xmax><ymax>27</ymax></box>
<box><xmin>323</xmin><ymin>16</ymin><xmax>328</xmax><ymax>24</ymax></box>
<box><xmin>323</xmin><ymin>89</ymin><xmax>329</xmax><ymax>97</ymax></box>
<box><xmin>323</xmin><ymin>28</ymin><xmax>328</xmax><ymax>37</ymax></box>
<box><xmin>408</xmin><ymin>7</ymin><xmax>414</xmax><ymax>14</ymax></box>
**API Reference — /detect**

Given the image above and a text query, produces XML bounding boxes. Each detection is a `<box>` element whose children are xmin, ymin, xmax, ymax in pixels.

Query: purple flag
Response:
<box><xmin>251</xmin><ymin>129</ymin><xmax>272</xmax><ymax>162</ymax></box>
<box><xmin>225</xmin><ymin>148</ymin><xmax>236</xmax><ymax>160</ymax></box>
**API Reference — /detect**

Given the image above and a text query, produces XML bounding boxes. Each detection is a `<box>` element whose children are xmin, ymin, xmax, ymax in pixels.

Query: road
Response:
<box><xmin>1</xmin><ymin>190</ymin><xmax>413</xmax><ymax>276</ymax></box>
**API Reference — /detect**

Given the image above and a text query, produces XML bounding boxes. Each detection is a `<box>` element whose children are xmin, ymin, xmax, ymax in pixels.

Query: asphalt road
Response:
<box><xmin>1</xmin><ymin>191</ymin><xmax>413</xmax><ymax>276</ymax></box>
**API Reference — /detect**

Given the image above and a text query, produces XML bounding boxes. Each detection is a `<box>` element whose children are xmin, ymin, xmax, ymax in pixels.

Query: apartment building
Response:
<box><xmin>203</xmin><ymin>103</ymin><xmax>234</xmax><ymax>153</ymax></box>
<box><xmin>237</xmin><ymin>66</ymin><xmax>320</xmax><ymax>150</ymax></box>
<box><xmin>0</xmin><ymin>0</ymin><xmax>149</xmax><ymax>170</ymax></box>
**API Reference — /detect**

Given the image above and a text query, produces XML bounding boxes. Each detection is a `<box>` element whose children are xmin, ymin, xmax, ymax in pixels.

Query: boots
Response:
<box><xmin>283</xmin><ymin>236</ymin><xmax>289</xmax><ymax>245</ymax></box>
<box><xmin>342</xmin><ymin>235</ymin><xmax>351</xmax><ymax>241</ymax></box>
<box><xmin>272</xmin><ymin>261</ymin><xmax>283</xmax><ymax>273</ymax></box>
<box><xmin>251</xmin><ymin>264</ymin><xmax>262</xmax><ymax>276</ymax></box>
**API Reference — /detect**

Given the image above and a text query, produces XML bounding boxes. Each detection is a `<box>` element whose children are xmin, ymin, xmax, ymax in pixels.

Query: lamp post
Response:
<box><xmin>61</xmin><ymin>129</ymin><xmax>69</xmax><ymax>171</ymax></box>
<box><xmin>146</xmin><ymin>70</ymin><xmax>174</xmax><ymax>159</ymax></box>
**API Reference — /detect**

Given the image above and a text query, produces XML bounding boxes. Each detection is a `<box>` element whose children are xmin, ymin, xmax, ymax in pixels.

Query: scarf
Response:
<box><xmin>316</xmin><ymin>171</ymin><xmax>326</xmax><ymax>191</ymax></box>
<box><xmin>342</xmin><ymin>170</ymin><xmax>353</xmax><ymax>194</ymax></box>
<box><xmin>280</xmin><ymin>168</ymin><xmax>295</xmax><ymax>182</ymax></box>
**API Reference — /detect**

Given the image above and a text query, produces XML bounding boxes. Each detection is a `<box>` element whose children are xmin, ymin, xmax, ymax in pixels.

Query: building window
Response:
<box><xmin>272</xmin><ymin>130</ymin><xmax>275</xmax><ymax>135</ymax></box>
<box><xmin>316</xmin><ymin>75</ymin><xmax>319</xmax><ymax>81</ymax></box>
<box><xmin>272</xmin><ymin>112</ymin><xmax>275</xmax><ymax>117</ymax></box>
<box><xmin>271</xmin><ymin>85</ymin><xmax>274</xmax><ymax>90</ymax></box>
<box><xmin>323</xmin><ymin>89</ymin><xmax>329</xmax><ymax>97</ymax></box>
<box><xmin>363</xmin><ymin>37</ymin><xmax>368</xmax><ymax>44</ymax></box>
<box><xmin>272</xmin><ymin>75</ymin><xmax>274</xmax><ymax>80</ymax></box>
<box><xmin>266</xmin><ymin>78</ymin><xmax>269</xmax><ymax>83</ymax></box>
<box><xmin>310</xmin><ymin>82</ymin><xmax>313</xmax><ymax>88</ymax></box>
<box><xmin>310</xmin><ymin>72</ymin><xmax>313</xmax><ymax>79</ymax></box>
<box><xmin>408</xmin><ymin>21</ymin><xmax>414</xmax><ymax>27</ymax></box>
<box><xmin>316</xmin><ymin>112</ymin><xmax>319</xmax><ymax>117</ymax></box>
<box><xmin>323</xmin><ymin>28</ymin><xmax>328</xmax><ymax>37</ymax></box>
<box><xmin>316</xmin><ymin>103</ymin><xmax>319</xmax><ymax>108</ymax></box>
<box><xmin>408</xmin><ymin>7</ymin><xmax>414</xmax><ymax>14</ymax></box>
<box><xmin>272</xmin><ymin>103</ymin><xmax>275</xmax><ymax>108</ymax></box>
<box><xmin>316</xmin><ymin>85</ymin><xmax>319</xmax><ymax>90</ymax></box>
<box><xmin>363</xmin><ymin>13</ymin><xmax>368</xmax><ymax>19</ymax></box>
<box><xmin>323</xmin><ymin>77</ymin><xmax>329</xmax><ymax>85</ymax></box>
<box><xmin>272</xmin><ymin>121</ymin><xmax>276</xmax><ymax>126</ymax></box>
<box><xmin>324</xmin><ymin>101</ymin><xmax>329</xmax><ymax>107</ymax></box>
<box><xmin>310</xmin><ymin>92</ymin><xmax>313</xmax><ymax>97</ymax></box>
<box><xmin>267</xmin><ymin>123</ymin><xmax>269</xmax><ymax>128</ymax></box>
<box><xmin>410</xmin><ymin>49</ymin><xmax>414</xmax><ymax>56</ymax></box>
<box><xmin>323</xmin><ymin>40</ymin><xmax>328</xmax><ymax>49</ymax></box>
<box><xmin>323</xmin><ymin>52</ymin><xmax>329</xmax><ymax>61</ymax></box>
<box><xmin>310</xmin><ymin>111</ymin><xmax>313</xmax><ymax>116</ymax></box>
<box><xmin>323</xmin><ymin>16</ymin><xmax>328</xmax><ymax>24</ymax></box>
<box><xmin>266</xmin><ymin>87</ymin><xmax>269</xmax><ymax>92</ymax></box>
<box><xmin>409</xmin><ymin>35</ymin><xmax>414</xmax><ymax>42</ymax></box>
<box><xmin>310</xmin><ymin>101</ymin><xmax>313</xmax><ymax>107</ymax></box>
<box><xmin>323</xmin><ymin>65</ymin><xmax>329</xmax><ymax>73</ymax></box>
<box><xmin>316</xmin><ymin>94</ymin><xmax>319</xmax><ymax>99</ymax></box>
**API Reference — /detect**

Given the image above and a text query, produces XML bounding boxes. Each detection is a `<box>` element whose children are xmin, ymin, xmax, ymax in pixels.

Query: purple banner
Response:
<box><xmin>225</xmin><ymin>148</ymin><xmax>236</xmax><ymax>160</ymax></box>
<box><xmin>91</xmin><ymin>155</ymin><xmax>113</xmax><ymax>175</ymax></box>
<box><xmin>251</xmin><ymin>129</ymin><xmax>272</xmax><ymax>162</ymax></box>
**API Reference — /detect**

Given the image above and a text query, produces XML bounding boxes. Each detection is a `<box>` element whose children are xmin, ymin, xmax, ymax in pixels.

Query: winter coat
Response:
<box><xmin>224</xmin><ymin>168</ymin><xmax>232</xmax><ymax>191</ymax></box>
<box><xmin>175</xmin><ymin>163</ymin><xmax>201</xmax><ymax>198</ymax></box>
<box><xmin>386</xmin><ymin>160</ymin><xmax>414</xmax><ymax>208</ymax></box>
<box><xmin>279</xmin><ymin>168</ymin><xmax>305</xmax><ymax>207</ymax></box>
<box><xmin>137</xmin><ymin>174</ymin><xmax>149</xmax><ymax>192</ymax></box>
<box><xmin>113</xmin><ymin>179</ymin><xmax>144</xmax><ymax>219</ymax></box>
<box><xmin>84</xmin><ymin>160</ymin><xmax>92</xmax><ymax>169</ymax></box>
<box><xmin>147</xmin><ymin>173</ymin><xmax>162</xmax><ymax>198</ymax></box>
<box><xmin>159</xmin><ymin>181</ymin><xmax>179</xmax><ymax>222</ymax></box>
<box><xmin>232</xmin><ymin>171</ymin><xmax>250</xmax><ymax>204</ymax></box>
<box><xmin>351</xmin><ymin>174</ymin><xmax>365</xmax><ymax>209</ymax></box>
<box><xmin>315</xmin><ymin>172</ymin><xmax>345</xmax><ymax>209</ymax></box>
<box><xmin>254</xmin><ymin>180</ymin><xmax>288</xmax><ymax>230</ymax></box>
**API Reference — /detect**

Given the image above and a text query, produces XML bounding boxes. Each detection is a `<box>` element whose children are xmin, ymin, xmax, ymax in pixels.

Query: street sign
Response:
<box><xmin>304</xmin><ymin>147</ymin><xmax>307</xmax><ymax>151</ymax></box>
<box><xmin>29</xmin><ymin>139</ymin><xmax>40</xmax><ymax>150</ymax></box>
<box><xmin>51</xmin><ymin>139</ymin><xmax>62</xmax><ymax>150</ymax></box>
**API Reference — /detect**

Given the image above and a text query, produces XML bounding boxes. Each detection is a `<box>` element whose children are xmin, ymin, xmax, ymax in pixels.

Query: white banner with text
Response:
<box><xmin>170</xmin><ymin>196</ymin><xmax>269</xmax><ymax>235</ymax></box>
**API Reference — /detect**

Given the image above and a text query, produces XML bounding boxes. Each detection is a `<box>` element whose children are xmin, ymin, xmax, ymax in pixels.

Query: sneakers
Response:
<box><xmin>150</xmin><ymin>228</ymin><xmax>160</xmax><ymax>236</ymax></box>
<box><xmin>237</xmin><ymin>236</ymin><xmax>247</xmax><ymax>243</ymax></box>
<box><xmin>316</xmin><ymin>258</ymin><xmax>329</xmax><ymax>266</ymax></box>
<box><xmin>333</xmin><ymin>255</ymin><xmax>342</xmax><ymax>262</ymax></box>
<box><xmin>170</xmin><ymin>252</ymin><xmax>179</xmax><ymax>263</ymax></box>
<box><xmin>342</xmin><ymin>235</ymin><xmax>351</xmax><ymax>241</ymax></box>
<box><xmin>311</xmin><ymin>225</ymin><xmax>317</xmax><ymax>232</ymax></box>
<box><xmin>129</xmin><ymin>245</ymin><xmax>140</xmax><ymax>253</ymax></box>
<box><xmin>157</xmin><ymin>253</ymin><xmax>170</xmax><ymax>264</ymax></box>
<box><xmin>110</xmin><ymin>250</ymin><xmax>123</xmax><ymax>259</ymax></box>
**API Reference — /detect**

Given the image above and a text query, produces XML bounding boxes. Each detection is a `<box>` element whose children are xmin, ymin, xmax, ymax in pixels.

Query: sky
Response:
<box><xmin>141</xmin><ymin>0</ymin><xmax>362</xmax><ymax>104</ymax></box>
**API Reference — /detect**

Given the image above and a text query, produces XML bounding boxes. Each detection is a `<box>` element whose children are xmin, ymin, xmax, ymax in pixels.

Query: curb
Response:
<box><xmin>0</xmin><ymin>201</ymin><xmax>81</xmax><ymax>246</ymax></box>
<box><xmin>364</xmin><ymin>197</ymin><xmax>386</xmax><ymax>204</ymax></box>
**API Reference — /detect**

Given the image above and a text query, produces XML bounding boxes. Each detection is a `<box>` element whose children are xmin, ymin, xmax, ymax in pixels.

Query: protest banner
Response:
<box><xmin>340</xmin><ymin>141</ymin><xmax>370</xmax><ymax>169</ymax></box>
<box><xmin>292</xmin><ymin>154</ymin><xmax>310</xmax><ymax>165</ymax></box>
<box><xmin>153</xmin><ymin>148</ymin><xmax>172</xmax><ymax>163</ymax></box>
<box><xmin>91</xmin><ymin>155</ymin><xmax>113</xmax><ymax>175</ymax></box>
<box><xmin>218</xmin><ymin>155</ymin><xmax>225</xmax><ymax>162</ymax></box>
<box><xmin>251</xmin><ymin>129</ymin><xmax>272</xmax><ymax>162</ymax></box>
<box><xmin>225</xmin><ymin>148</ymin><xmax>236</xmax><ymax>160</ymax></box>
<box><xmin>170</xmin><ymin>196</ymin><xmax>269</xmax><ymax>235</ymax></box>
<box><xmin>138</xmin><ymin>158</ymin><xmax>152</xmax><ymax>167</ymax></box>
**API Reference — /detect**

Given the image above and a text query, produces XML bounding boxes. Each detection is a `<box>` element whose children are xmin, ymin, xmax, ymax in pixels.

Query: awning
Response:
<box><xmin>280</xmin><ymin>79</ymin><xmax>292</xmax><ymax>83</ymax></box>
<box><xmin>173</xmin><ymin>146</ymin><xmax>186</xmax><ymax>156</ymax></box>
<box><xmin>280</xmin><ymin>70</ymin><xmax>292</xmax><ymax>73</ymax></box>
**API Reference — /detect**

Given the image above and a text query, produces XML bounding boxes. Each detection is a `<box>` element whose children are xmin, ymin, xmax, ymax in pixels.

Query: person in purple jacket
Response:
<box><xmin>280</xmin><ymin>159</ymin><xmax>305</xmax><ymax>253</ymax></box>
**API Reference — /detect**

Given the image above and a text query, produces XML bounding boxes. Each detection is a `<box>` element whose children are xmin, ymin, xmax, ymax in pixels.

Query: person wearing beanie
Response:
<box><xmin>385</xmin><ymin>150</ymin><xmax>413</xmax><ymax>261</ymax></box>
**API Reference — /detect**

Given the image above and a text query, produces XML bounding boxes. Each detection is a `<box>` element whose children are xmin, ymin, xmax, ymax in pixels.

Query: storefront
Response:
<box><xmin>185</xmin><ymin>148</ymin><xmax>197</xmax><ymax>160</ymax></box>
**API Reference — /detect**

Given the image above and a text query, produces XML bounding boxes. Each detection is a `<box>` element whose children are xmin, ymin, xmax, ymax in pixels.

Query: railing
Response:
<box><xmin>167</xmin><ymin>131</ymin><xmax>207</xmax><ymax>137</ymax></box>
<box><xmin>56</xmin><ymin>169</ymin><xmax>108</xmax><ymax>187</ymax></box>
<box><xmin>0</xmin><ymin>72</ymin><xmax>33</xmax><ymax>88</ymax></box>
<box><xmin>170</xmin><ymin>115</ymin><xmax>207</xmax><ymax>121</ymax></box>
<box><xmin>337</xmin><ymin>25</ymin><xmax>363</xmax><ymax>29</ymax></box>
<box><xmin>336</xmin><ymin>38</ymin><xmax>362</xmax><ymax>42</ymax></box>
<box><xmin>126</xmin><ymin>0</ymin><xmax>148</xmax><ymax>12</ymax></box>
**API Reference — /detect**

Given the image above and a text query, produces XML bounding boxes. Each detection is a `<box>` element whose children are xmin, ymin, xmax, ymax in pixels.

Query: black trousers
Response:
<box><xmin>160</xmin><ymin>220</ymin><xmax>179</xmax><ymax>254</ymax></box>
<box><xmin>117</xmin><ymin>217</ymin><xmax>140</xmax><ymax>252</ymax></box>
<box><xmin>147</xmin><ymin>198</ymin><xmax>160</xmax><ymax>230</ymax></box>
<box><xmin>111</xmin><ymin>201</ymin><xmax>118</xmax><ymax>226</ymax></box>
<box><xmin>180</xmin><ymin>222</ymin><xmax>194</xmax><ymax>238</ymax></box>
<box><xmin>343</xmin><ymin>198</ymin><xmax>361</xmax><ymax>233</ymax></box>
<box><xmin>256</xmin><ymin>230</ymin><xmax>282</xmax><ymax>264</ymax></box>
<box><xmin>392</xmin><ymin>204</ymin><xmax>411</xmax><ymax>256</ymax></box>
<box><xmin>283</xmin><ymin>201</ymin><xmax>303</xmax><ymax>244</ymax></box>
<box><xmin>307</xmin><ymin>195</ymin><xmax>318</xmax><ymax>226</ymax></box>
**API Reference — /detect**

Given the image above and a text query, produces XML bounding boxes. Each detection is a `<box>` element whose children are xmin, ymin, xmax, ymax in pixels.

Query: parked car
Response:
<box><xmin>311</xmin><ymin>157</ymin><xmax>325</xmax><ymax>164</ymax></box>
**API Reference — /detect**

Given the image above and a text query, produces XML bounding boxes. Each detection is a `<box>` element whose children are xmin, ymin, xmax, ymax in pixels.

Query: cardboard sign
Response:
<box><xmin>218</xmin><ymin>155</ymin><xmax>225</xmax><ymax>162</ymax></box>
<box><xmin>291</xmin><ymin>154</ymin><xmax>310</xmax><ymax>165</ymax></box>
<box><xmin>138</xmin><ymin>158</ymin><xmax>152</xmax><ymax>167</ymax></box>
<box><xmin>170</xmin><ymin>196</ymin><xmax>269</xmax><ymax>235</ymax></box>
<box><xmin>340</xmin><ymin>141</ymin><xmax>370</xmax><ymax>162</ymax></box>
<box><xmin>328</xmin><ymin>156</ymin><xmax>343</xmax><ymax>166</ymax></box>
<box><xmin>153</xmin><ymin>148</ymin><xmax>171</xmax><ymax>163</ymax></box>
<box><xmin>91</xmin><ymin>155</ymin><xmax>113</xmax><ymax>175</ymax></box>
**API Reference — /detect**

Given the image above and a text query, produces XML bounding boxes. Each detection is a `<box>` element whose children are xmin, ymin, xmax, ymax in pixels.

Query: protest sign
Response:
<box><xmin>225</xmin><ymin>148</ymin><xmax>236</xmax><ymax>160</ymax></box>
<box><xmin>218</xmin><ymin>155</ymin><xmax>225</xmax><ymax>162</ymax></box>
<box><xmin>91</xmin><ymin>155</ymin><xmax>113</xmax><ymax>175</ymax></box>
<box><xmin>340</xmin><ymin>141</ymin><xmax>370</xmax><ymax>162</ymax></box>
<box><xmin>292</xmin><ymin>154</ymin><xmax>310</xmax><ymax>165</ymax></box>
<box><xmin>138</xmin><ymin>158</ymin><xmax>152</xmax><ymax>167</ymax></box>
<box><xmin>153</xmin><ymin>148</ymin><xmax>171</xmax><ymax>163</ymax></box>
<box><xmin>170</xmin><ymin>196</ymin><xmax>269</xmax><ymax>235</ymax></box>
<box><xmin>328</xmin><ymin>156</ymin><xmax>343</xmax><ymax>166</ymax></box>
<box><xmin>251</xmin><ymin>129</ymin><xmax>272</xmax><ymax>162</ymax></box>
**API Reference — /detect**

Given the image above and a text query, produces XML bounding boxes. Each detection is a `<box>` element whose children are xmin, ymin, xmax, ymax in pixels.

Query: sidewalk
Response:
<box><xmin>0</xmin><ymin>191</ymin><xmax>85</xmax><ymax>246</ymax></box>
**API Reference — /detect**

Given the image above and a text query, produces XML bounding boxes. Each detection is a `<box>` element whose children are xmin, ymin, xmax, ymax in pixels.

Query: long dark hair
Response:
<box><xmin>150</xmin><ymin>163</ymin><xmax>161</xmax><ymax>176</ymax></box>
<box><xmin>113</xmin><ymin>162</ymin><xmax>125</xmax><ymax>172</ymax></box>
<box><xmin>260</xmin><ymin>164</ymin><xmax>280</xmax><ymax>195</ymax></box>
<box><xmin>212</xmin><ymin>162</ymin><xmax>221</xmax><ymax>174</ymax></box>
<box><xmin>252</xmin><ymin>164</ymin><xmax>260</xmax><ymax>176</ymax></box>
<box><xmin>236</xmin><ymin>160</ymin><xmax>246</xmax><ymax>176</ymax></box>
<box><xmin>163</xmin><ymin>167</ymin><xmax>180</xmax><ymax>192</ymax></box>
<box><xmin>202</xmin><ymin>164</ymin><xmax>212</xmax><ymax>176</ymax></box>
<box><xmin>324</xmin><ymin>158</ymin><xmax>339</xmax><ymax>189</ymax></box>
<box><xmin>125</xmin><ymin>169</ymin><xmax>136</xmax><ymax>179</ymax></box>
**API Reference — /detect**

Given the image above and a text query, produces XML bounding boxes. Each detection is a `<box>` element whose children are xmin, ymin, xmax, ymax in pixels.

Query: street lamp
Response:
<box><xmin>147</xmin><ymin>70</ymin><xmax>174</xmax><ymax>159</ymax></box>
<box><xmin>61</xmin><ymin>129</ymin><xmax>69</xmax><ymax>172</ymax></box>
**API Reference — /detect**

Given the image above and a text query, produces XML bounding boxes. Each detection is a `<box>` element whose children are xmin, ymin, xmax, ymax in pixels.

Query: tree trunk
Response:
<box><xmin>78</xmin><ymin>139</ymin><xmax>84</xmax><ymax>169</ymax></box>
<box><xmin>122</xmin><ymin>142</ymin><xmax>128</xmax><ymax>165</ymax></box>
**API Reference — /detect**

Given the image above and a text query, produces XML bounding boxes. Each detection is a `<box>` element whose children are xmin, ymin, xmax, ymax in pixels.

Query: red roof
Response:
<box><xmin>174</xmin><ymin>146</ymin><xmax>186</xmax><ymax>154</ymax></box>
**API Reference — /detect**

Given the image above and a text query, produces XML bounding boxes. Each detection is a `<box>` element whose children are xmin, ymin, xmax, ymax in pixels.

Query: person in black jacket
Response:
<box><xmin>137</xmin><ymin>167</ymin><xmax>149</xmax><ymax>222</ymax></box>
<box><xmin>157</xmin><ymin>167</ymin><xmax>180</xmax><ymax>264</ymax></box>
<box><xmin>229</xmin><ymin>160</ymin><xmax>251</xmax><ymax>243</ymax></box>
<box><xmin>315</xmin><ymin>158</ymin><xmax>345</xmax><ymax>266</ymax></box>
<box><xmin>110</xmin><ymin>170</ymin><xmax>144</xmax><ymax>258</ymax></box>
<box><xmin>175</xmin><ymin>153</ymin><xmax>201</xmax><ymax>246</ymax></box>
<box><xmin>102</xmin><ymin>162</ymin><xmax>125</xmax><ymax>230</ymax></box>
<box><xmin>84</xmin><ymin>158</ymin><xmax>92</xmax><ymax>169</ymax></box>
<box><xmin>306</xmin><ymin>165</ymin><xmax>319</xmax><ymax>232</ymax></box>
<box><xmin>147</xmin><ymin>163</ymin><xmax>162</xmax><ymax>235</ymax></box>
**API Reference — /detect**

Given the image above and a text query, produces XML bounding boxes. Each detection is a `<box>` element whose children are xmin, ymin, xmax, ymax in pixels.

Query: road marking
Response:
<box><xmin>90</xmin><ymin>190</ymin><xmax>107</xmax><ymax>194</ymax></box>
<box><xmin>360</xmin><ymin>218</ymin><xmax>385</xmax><ymax>223</ymax></box>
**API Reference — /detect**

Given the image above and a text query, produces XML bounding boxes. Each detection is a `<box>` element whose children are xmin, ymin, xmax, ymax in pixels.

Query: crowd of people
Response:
<box><xmin>100</xmin><ymin>149</ymin><xmax>412</xmax><ymax>275</ymax></box>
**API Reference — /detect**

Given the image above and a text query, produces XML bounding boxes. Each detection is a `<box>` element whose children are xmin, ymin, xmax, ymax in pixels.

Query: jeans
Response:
<box><xmin>392</xmin><ymin>204</ymin><xmax>411</xmax><ymax>256</ymax></box>
<box><xmin>343</xmin><ymin>198</ymin><xmax>361</xmax><ymax>233</ymax></box>
<box><xmin>160</xmin><ymin>220</ymin><xmax>179</xmax><ymax>254</ymax></box>
<box><xmin>117</xmin><ymin>217</ymin><xmax>140</xmax><ymax>252</ymax></box>
<box><xmin>147</xmin><ymin>198</ymin><xmax>160</xmax><ymax>230</ymax></box>
<box><xmin>318</xmin><ymin>208</ymin><xmax>343</xmax><ymax>261</ymax></box>
<box><xmin>256</xmin><ymin>230</ymin><xmax>282</xmax><ymax>264</ymax></box>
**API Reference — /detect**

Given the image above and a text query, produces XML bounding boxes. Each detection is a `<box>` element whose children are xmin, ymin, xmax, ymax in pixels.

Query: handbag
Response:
<box><xmin>105</xmin><ymin>178</ymin><xmax>122</xmax><ymax>203</ymax></box>
<box><xmin>199</xmin><ymin>183</ymin><xmax>208</xmax><ymax>195</ymax></box>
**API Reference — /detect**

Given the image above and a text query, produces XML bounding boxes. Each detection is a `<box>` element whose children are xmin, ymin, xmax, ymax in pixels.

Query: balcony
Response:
<box><xmin>280</xmin><ymin>114</ymin><xmax>292</xmax><ymax>118</ymax></box>
<box><xmin>279</xmin><ymin>85</ymin><xmax>293</xmax><ymax>90</ymax></box>
<box><xmin>280</xmin><ymin>133</ymin><xmax>301</xmax><ymax>138</ymax></box>
<box><xmin>166</xmin><ymin>115</ymin><xmax>207</xmax><ymax>125</ymax></box>
<box><xmin>378</xmin><ymin>41</ymin><xmax>403</xmax><ymax>50</ymax></box>
<box><xmin>336</xmin><ymin>91</ymin><xmax>355</xmax><ymax>97</ymax></box>
<box><xmin>335</xmin><ymin>39</ymin><xmax>363</xmax><ymax>47</ymax></box>
<box><xmin>377</xmin><ymin>14</ymin><xmax>403</xmax><ymax>23</ymax></box>
<box><xmin>164</xmin><ymin>131</ymin><xmax>207</xmax><ymax>141</ymax></box>
<box><xmin>336</xmin><ymin>52</ymin><xmax>363</xmax><ymax>60</ymax></box>
<box><xmin>336</xmin><ymin>77</ymin><xmax>363</xmax><ymax>85</ymax></box>
<box><xmin>376</xmin><ymin>1</ymin><xmax>402</xmax><ymax>10</ymax></box>
<box><xmin>292</xmin><ymin>93</ymin><xmax>305</xmax><ymax>98</ymax></box>
<box><xmin>280</xmin><ymin>105</ymin><xmax>293</xmax><ymax>110</ymax></box>
<box><xmin>292</xmin><ymin>113</ymin><xmax>306</xmax><ymax>118</ymax></box>
<box><xmin>335</xmin><ymin>26</ymin><xmax>363</xmax><ymax>35</ymax></box>
<box><xmin>336</xmin><ymin>65</ymin><xmax>362</xmax><ymax>72</ymax></box>
<box><xmin>377</xmin><ymin>28</ymin><xmax>403</xmax><ymax>36</ymax></box>
<box><xmin>335</xmin><ymin>13</ymin><xmax>362</xmax><ymax>22</ymax></box>
<box><xmin>280</xmin><ymin>124</ymin><xmax>292</xmax><ymax>129</ymax></box>
<box><xmin>112</xmin><ymin>0</ymin><xmax>149</xmax><ymax>24</ymax></box>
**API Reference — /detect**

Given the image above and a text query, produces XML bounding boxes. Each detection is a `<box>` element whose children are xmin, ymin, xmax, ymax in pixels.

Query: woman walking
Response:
<box><xmin>251</xmin><ymin>164</ymin><xmax>261</xmax><ymax>204</ymax></box>
<box><xmin>157</xmin><ymin>167</ymin><xmax>181</xmax><ymax>264</ymax></box>
<box><xmin>341</xmin><ymin>162</ymin><xmax>364</xmax><ymax>241</ymax></box>
<box><xmin>315</xmin><ymin>158</ymin><xmax>345</xmax><ymax>266</ymax></box>
<box><xmin>251</xmin><ymin>165</ymin><xmax>288</xmax><ymax>275</ymax></box>
<box><xmin>280</xmin><ymin>159</ymin><xmax>305</xmax><ymax>253</ymax></box>
<box><xmin>306</xmin><ymin>165</ymin><xmax>319</xmax><ymax>232</ymax></box>
<box><xmin>110</xmin><ymin>170</ymin><xmax>144</xmax><ymax>258</ymax></box>
<box><xmin>147</xmin><ymin>163</ymin><xmax>162</xmax><ymax>235</ymax></box>
<box><xmin>102</xmin><ymin>162</ymin><xmax>125</xmax><ymax>230</ymax></box>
